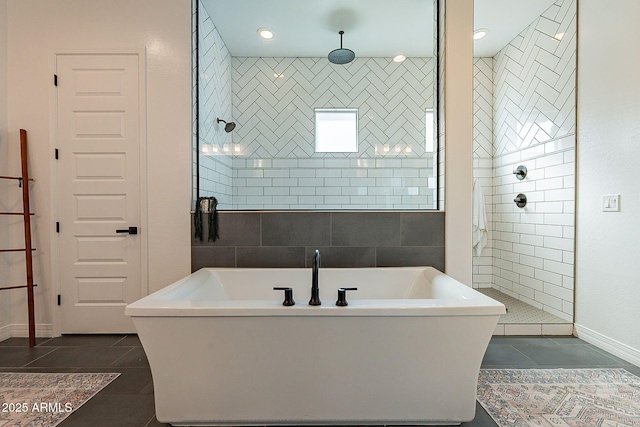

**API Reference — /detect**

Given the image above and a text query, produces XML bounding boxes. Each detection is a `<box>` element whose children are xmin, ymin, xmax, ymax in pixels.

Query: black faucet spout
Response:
<box><xmin>309</xmin><ymin>249</ymin><xmax>321</xmax><ymax>306</ymax></box>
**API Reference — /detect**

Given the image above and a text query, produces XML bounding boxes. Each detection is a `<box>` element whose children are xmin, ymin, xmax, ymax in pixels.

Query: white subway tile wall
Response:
<box><xmin>472</xmin><ymin>57</ymin><xmax>494</xmax><ymax>289</ymax></box>
<box><xmin>474</xmin><ymin>0</ymin><xmax>576</xmax><ymax>321</ymax></box>
<box><xmin>229</xmin><ymin>57</ymin><xmax>436</xmax><ymax>210</ymax></box>
<box><xmin>195</xmin><ymin>20</ymin><xmax>438</xmax><ymax>210</ymax></box>
<box><xmin>492</xmin><ymin>142</ymin><xmax>575</xmax><ymax>321</ymax></box>
<box><xmin>191</xmin><ymin>3</ymin><xmax>197</xmax><ymax>204</ymax></box>
<box><xmin>194</xmin><ymin>1</ymin><xmax>233</xmax><ymax>206</ymax></box>
<box><xmin>493</xmin><ymin>0</ymin><xmax>576</xmax><ymax>156</ymax></box>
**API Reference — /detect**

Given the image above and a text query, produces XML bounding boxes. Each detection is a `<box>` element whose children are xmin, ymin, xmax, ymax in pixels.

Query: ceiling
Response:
<box><xmin>201</xmin><ymin>0</ymin><xmax>556</xmax><ymax>58</ymax></box>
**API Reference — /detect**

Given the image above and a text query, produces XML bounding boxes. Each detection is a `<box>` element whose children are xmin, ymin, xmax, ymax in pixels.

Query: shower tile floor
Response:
<box><xmin>478</xmin><ymin>288</ymin><xmax>573</xmax><ymax>336</ymax></box>
<box><xmin>0</xmin><ymin>334</ymin><xmax>638</xmax><ymax>426</ymax></box>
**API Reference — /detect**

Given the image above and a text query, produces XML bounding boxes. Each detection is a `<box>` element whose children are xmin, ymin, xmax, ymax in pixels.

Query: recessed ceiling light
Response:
<box><xmin>473</xmin><ymin>29</ymin><xmax>488</xmax><ymax>40</ymax></box>
<box><xmin>257</xmin><ymin>28</ymin><xmax>273</xmax><ymax>39</ymax></box>
<box><xmin>393</xmin><ymin>55</ymin><xmax>406</xmax><ymax>63</ymax></box>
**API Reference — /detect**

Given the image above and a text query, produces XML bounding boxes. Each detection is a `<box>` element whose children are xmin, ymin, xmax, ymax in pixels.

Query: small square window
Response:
<box><xmin>425</xmin><ymin>109</ymin><xmax>434</xmax><ymax>152</ymax></box>
<box><xmin>315</xmin><ymin>108</ymin><xmax>358</xmax><ymax>152</ymax></box>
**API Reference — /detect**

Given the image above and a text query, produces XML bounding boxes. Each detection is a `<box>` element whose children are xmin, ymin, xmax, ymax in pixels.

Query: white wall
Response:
<box><xmin>0</xmin><ymin>0</ymin><xmax>12</xmax><ymax>339</ymax></box>
<box><xmin>6</xmin><ymin>0</ymin><xmax>192</xmax><ymax>336</ymax></box>
<box><xmin>575</xmin><ymin>0</ymin><xmax>640</xmax><ymax>365</ymax></box>
<box><xmin>0</xmin><ymin>0</ymin><xmax>6</xmax><ymax>171</ymax></box>
<box><xmin>443</xmin><ymin>0</ymin><xmax>473</xmax><ymax>285</ymax></box>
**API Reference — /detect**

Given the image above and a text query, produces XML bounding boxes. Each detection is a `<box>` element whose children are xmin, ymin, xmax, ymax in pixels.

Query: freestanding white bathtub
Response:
<box><xmin>126</xmin><ymin>267</ymin><xmax>505</xmax><ymax>426</ymax></box>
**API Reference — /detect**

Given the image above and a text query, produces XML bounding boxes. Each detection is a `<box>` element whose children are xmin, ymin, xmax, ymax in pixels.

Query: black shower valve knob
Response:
<box><xmin>514</xmin><ymin>193</ymin><xmax>527</xmax><ymax>208</ymax></box>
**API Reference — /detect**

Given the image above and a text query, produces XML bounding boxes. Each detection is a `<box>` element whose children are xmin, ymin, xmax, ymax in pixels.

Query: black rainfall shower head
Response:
<box><xmin>217</xmin><ymin>118</ymin><xmax>236</xmax><ymax>133</ymax></box>
<box><xmin>328</xmin><ymin>31</ymin><xmax>355</xmax><ymax>65</ymax></box>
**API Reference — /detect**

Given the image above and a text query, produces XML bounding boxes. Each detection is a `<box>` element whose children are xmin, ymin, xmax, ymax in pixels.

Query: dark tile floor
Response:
<box><xmin>0</xmin><ymin>335</ymin><xmax>639</xmax><ymax>426</ymax></box>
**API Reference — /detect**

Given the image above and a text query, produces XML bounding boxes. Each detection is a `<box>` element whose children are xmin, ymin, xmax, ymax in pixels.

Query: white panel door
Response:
<box><xmin>56</xmin><ymin>53</ymin><xmax>144</xmax><ymax>333</ymax></box>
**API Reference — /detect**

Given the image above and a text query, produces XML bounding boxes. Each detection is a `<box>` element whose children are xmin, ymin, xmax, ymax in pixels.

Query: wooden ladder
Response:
<box><xmin>0</xmin><ymin>129</ymin><xmax>36</xmax><ymax>347</ymax></box>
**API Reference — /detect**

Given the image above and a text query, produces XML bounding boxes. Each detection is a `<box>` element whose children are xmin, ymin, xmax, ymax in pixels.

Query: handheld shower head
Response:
<box><xmin>216</xmin><ymin>118</ymin><xmax>236</xmax><ymax>133</ymax></box>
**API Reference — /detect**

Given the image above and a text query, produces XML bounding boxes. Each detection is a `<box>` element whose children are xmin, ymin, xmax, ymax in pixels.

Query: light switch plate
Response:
<box><xmin>602</xmin><ymin>194</ymin><xmax>620</xmax><ymax>212</ymax></box>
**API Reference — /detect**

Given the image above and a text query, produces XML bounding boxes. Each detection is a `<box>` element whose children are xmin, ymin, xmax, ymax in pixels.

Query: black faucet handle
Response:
<box><xmin>273</xmin><ymin>287</ymin><xmax>295</xmax><ymax>306</ymax></box>
<box><xmin>336</xmin><ymin>287</ymin><xmax>358</xmax><ymax>306</ymax></box>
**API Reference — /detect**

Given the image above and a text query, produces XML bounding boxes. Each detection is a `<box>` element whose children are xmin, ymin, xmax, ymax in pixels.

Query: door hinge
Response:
<box><xmin>54</xmin><ymin>74</ymin><xmax>58</xmax><ymax>86</ymax></box>
<box><xmin>55</xmin><ymin>148</ymin><xmax>58</xmax><ymax>159</ymax></box>
<box><xmin>56</xmin><ymin>222</ymin><xmax>60</xmax><ymax>233</ymax></box>
<box><xmin>57</xmin><ymin>294</ymin><xmax>61</xmax><ymax>306</ymax></box>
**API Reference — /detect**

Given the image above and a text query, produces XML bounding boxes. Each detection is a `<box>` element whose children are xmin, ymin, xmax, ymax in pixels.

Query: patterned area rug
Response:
<box><xmin>477</xmin><ymin>369</ymin><xmax>640</xmax><ymax>427</ymax></box>
<box><xmin>0</xmin><ymin>372</ymin><xmax>119</xmax><ymax>426</ymax></box>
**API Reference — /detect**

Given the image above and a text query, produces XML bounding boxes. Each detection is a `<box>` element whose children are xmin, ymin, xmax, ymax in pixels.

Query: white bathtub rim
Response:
<box><xmin>126</xmin><ymin>298</ymin><xmax>504</xmax><ymax>317</ymax></box>
<box><xmin>126</xmin><ymin>266</ymin><xmax>506</xmax><ymax>317</ymax></box>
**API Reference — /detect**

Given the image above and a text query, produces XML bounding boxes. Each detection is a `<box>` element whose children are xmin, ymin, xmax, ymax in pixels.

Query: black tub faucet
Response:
<box><xmin>309</xmin><ymin>249</ymin><xmax>321</xmax><ymax>306</ymax></box>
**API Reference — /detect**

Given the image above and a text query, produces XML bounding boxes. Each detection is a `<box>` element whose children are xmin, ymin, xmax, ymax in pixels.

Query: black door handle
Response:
<box><xmin>116</xmin><ymin>227</ymin><xmax>138</xmax><ymax>235</ymax></box>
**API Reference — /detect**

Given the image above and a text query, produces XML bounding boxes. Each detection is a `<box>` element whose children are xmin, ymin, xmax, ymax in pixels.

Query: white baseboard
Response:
<box><xmin>0</xmin><ymin>324</ymin><xmax>11</xmax><ymax>342</ymax></box>
<box><xmin>575</xmin><ymin>323</ymin><xmax>640</xmax><ymax>368</ymax></box>
<box><xmin>9</xmin><ymin>323</ymin><xmax>54</xmax><ymax>339</ymax></box>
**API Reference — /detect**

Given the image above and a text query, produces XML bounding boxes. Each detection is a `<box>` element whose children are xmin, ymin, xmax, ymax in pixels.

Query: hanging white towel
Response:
<box><xmin>472</xmin><ymin>178</ymin><xmax>488</xmax><ymax>256</ymax></box>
